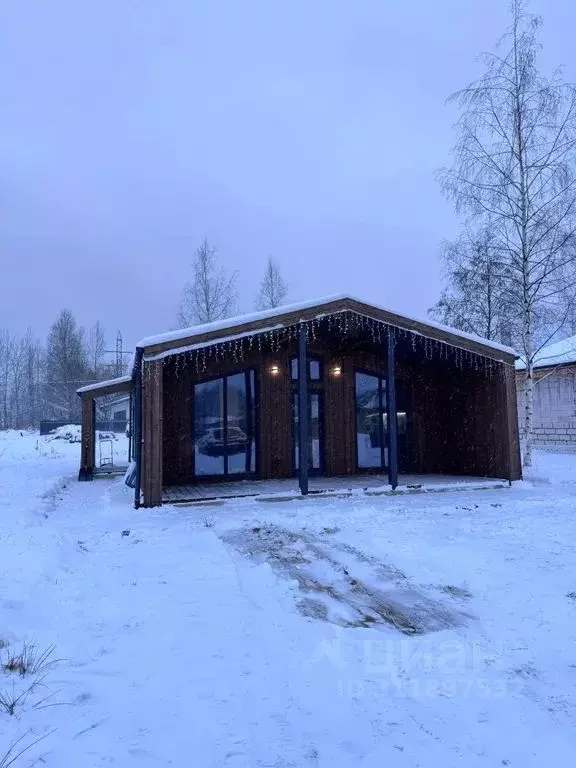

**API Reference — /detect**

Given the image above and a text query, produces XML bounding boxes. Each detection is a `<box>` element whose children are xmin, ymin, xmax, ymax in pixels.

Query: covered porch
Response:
<box><xmin>76</xmin><ymin>375</ymin><xmax>134</xmax><ymax>480</ymax></box>
<box><xmin>162</xmin><ymin>473</ymin><xmax>509</xmax><ymax>504</ymax></box>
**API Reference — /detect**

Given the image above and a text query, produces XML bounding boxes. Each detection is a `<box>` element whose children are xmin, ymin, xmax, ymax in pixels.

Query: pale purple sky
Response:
<box><xmin>1</xmin><ymin>0</ymin><xmax>574</xmax><ymax>350</ymax></box>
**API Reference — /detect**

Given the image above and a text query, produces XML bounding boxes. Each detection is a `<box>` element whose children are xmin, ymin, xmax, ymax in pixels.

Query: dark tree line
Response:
<box><xmin>0</xmin><ymin>312</ymin><xmax>125</xmax><ymax>429</ymax></box>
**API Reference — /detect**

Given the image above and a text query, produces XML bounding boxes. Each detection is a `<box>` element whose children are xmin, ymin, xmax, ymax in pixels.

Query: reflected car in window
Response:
<box><xmin>197</xmin><ymin>426</ymin><xmax>249</xmax><ymax>457</ymax></box>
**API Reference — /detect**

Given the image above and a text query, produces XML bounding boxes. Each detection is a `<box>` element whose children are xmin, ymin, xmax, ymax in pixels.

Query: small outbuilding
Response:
<box><xmin>77</xmin><ymin>295</ymin><xmax>521</xmax><ymax>507</ymax></box>
<box><xmin>516</xmin><ymin>334</ymin><xmax>576</xmax><ymax>446</ymax></box>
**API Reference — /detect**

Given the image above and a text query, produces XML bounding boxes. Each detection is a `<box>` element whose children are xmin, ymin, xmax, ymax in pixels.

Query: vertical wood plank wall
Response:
<box><xmin>159</xmin><ymin>340</ymin><xmax>519</xmax><ymax>489</ymax></box>
<box><xmin>504</xmin><ymin>363</ymin><xmax>522</xmax><ymax>480</ymax></box>
<box><xmin>142</xmin><ymin>360</ymin><xmax>164</xmax><ymax>506</ymax></box>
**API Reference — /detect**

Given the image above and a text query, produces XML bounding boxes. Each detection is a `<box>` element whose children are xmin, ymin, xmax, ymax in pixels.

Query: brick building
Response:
<box><xmin>516</xmin><ymin>335</ymin><xmax>576</xmax><ymax>446</ymax></box>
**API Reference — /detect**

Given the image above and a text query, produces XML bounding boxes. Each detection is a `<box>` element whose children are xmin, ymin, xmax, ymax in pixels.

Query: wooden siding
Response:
<box><xmin>505</xmin><ymin>363</ymin><xmax>522</xmax><ymax>480</ymax></box>
<box><xmin>142</xmin><ymin>360</ymin><xmax>163</xmax><ymax>507</ymax></box>
<box><xmin>258</xmin><ymin>349</ymin><xmax>293</xmax><ymax>478</ymax></box>
<box><xmin>161</xmin><ymin>337</ymin><xmax>518</xmax><ymax>490</ymax></box>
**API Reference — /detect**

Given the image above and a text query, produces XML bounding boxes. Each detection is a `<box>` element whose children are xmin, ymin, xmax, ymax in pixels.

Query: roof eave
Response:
<box><xmin>76</xmin><ymin>375</ymin><xmax>134</xmax><ymax>398</ymax></box>
<box><xmin>138</xmin><ymin>296</ymin><xmax>517</xmax><ymax>363</ymax></box>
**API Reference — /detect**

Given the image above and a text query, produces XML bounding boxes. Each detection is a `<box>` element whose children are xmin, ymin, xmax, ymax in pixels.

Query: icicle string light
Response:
<box><xmin>149</xmin><ymin>310</ymin><xmax>503</xmax><ymax>378</ymax></box>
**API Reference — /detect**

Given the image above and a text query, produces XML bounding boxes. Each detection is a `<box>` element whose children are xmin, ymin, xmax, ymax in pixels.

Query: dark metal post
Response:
<box><xmin>387</xmin><ymin>330</ymin><xmax>399</xmax><ymax>490</ymax></box>
<box><xmin>78</xmin><ymin>397</ymin><xmax>95</xmax><ymax>481</ymax></box>
<box><xmin>133</xmin><ymin>348</ymin><xmax>144</xmax><ymax>509</ymax></box>
<box><xmin>128</xmin><ymin>391</ymin><xmax>133</xmax><ymax>463</ymax></box>
<box><xmin>298</xmin><ymin>323</ymin><xmax>309</xmax><ymax>495</ymax></box>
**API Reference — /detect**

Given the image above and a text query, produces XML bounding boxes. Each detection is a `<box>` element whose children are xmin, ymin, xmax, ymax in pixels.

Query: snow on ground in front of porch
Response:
<box><xmin>2</xmin><ymin>430</ymin><xmax>576</xmax><ymax>766</ymax></box>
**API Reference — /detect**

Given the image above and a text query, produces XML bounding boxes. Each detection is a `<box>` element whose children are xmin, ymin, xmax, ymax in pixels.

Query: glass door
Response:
<box><xmin>292</xmin><ymin>391</ymin><xmax>324</xmax><ymax>475</ymax></box>
<box><xmin>354</xmin><ymin>371</ymin><xmax>410</xmax><ymax>472</ymax></box>
<box><xmin>193</xmin><ymin>370</ymin><xmax>256</xmax><ymax>477</ymax></box>
<box><xmin>355</xmin><ymin>372</ymin><xmax>388</xmax><ymax>470</ymax></box>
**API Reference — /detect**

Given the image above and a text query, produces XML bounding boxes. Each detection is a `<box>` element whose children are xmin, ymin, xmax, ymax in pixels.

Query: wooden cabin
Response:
<box><xmin>77</xmin><ymin>295</ymin><xmax>521</xmax><ymax>507</ymax></box>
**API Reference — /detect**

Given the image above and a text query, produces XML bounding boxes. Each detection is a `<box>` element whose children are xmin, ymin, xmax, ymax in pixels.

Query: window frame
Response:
<box><xmin>354</xmin><ymin>368</ymin><xmax>388</xmax><ymax>472</ymax></box>
<box><xmin>290</xmin><ymin>355</ymin><xmax>323</xmax><ymax>383</ymax></box>
<box><xmin>291</xmin><ymin>389</ymin><xmax>325</xmax><ymax>476</ymax></box>
<box><xmin>192</xmin><ymin>368</ymin><xmax>258</xmax><ymax>479</ymax></box>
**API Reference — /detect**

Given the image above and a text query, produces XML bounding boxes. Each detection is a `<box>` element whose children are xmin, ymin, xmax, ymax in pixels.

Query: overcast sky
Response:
<box><xmin>1</xmin><ymin>0</ymin><xmax>575</xmax><ymax>351</ymax></box>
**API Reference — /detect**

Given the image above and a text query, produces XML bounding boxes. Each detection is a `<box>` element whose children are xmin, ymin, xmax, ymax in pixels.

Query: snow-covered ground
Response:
<box><xmin>2</xmin><ymin>430</ymin><xmax>576</xmax><ymax>766</ymax></box>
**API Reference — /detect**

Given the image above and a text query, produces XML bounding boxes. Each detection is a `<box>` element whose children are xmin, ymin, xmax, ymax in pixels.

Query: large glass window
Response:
<box><xmin>355</xmin><ymin>373</ymin><xmax>386</xmax><ymax>469</ymax></box>
<box><xmin>355</xmin><ymin>373</ymin><xmax>410</xmax><ymax>472</ymax></box>
<box><xmin>194</xmin><ymin>371</ymin><xmax>256</xmax><ymax>477</ymax></box>
<box><xmin>291</xmin><ymin>357</ymin><xmax>322</xmax><ymax>382</ymax></box>
<box><xmin>293</xmin><ymin>391</ymin><xmax>323</xmax><ymax>473</ymax></box>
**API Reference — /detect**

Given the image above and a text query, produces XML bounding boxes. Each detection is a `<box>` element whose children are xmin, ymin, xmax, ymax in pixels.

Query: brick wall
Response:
<box><xmin>516</xmin><ymin>366</ymin><xmax>576</xmax><ymax>445</ymax></box>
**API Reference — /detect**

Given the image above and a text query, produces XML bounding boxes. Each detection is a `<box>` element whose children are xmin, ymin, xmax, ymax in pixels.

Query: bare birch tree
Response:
<box><xmin>9</xmin><ymin>337</ymin><xmax>27</xmax><ymax>429</ymax></box>
<box><xmin>0</xmin><ymin>329</ymin><xmax>44</xmax><ymax>428</ymax></box>
<box><xmin>437</xmin><ymin>0</ymin><xmax>576</xmax><ymax>466</ymax></box>
<box><xmin>430</xmin><ymin>227</ymin><xmax>514</xmax><ymax>343</ymax></box>
<box><xmin>22</xmin><ymin>329</ymin><xmax>43</xmax><ymax>428</ymax></box>
<box><xmin>0</xmin><ymin>330</ymin><xmax>15</xmax><ymax>429</ymax></box>
<box><xmin>45</xmin><ymin>310</ymin><xmax>89</xmax><ymax>422</ymax></box>
<box><xmin>178</xmin><ymin>238</ymin><xmax>238</xmax><ymax>326</ymax></box>
<box><xmin>87</xmin><ymin>321</ymin><xmax>106</xmax><ymax>379</ymax></box>
<box><xmin>255</xmin><ymin>256</ymin><xmax>288</xmax><ymax>310</ymax></box>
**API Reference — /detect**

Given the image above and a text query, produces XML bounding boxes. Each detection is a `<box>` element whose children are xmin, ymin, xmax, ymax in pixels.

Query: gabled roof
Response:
<box><xmin>137</xmin><ymin>294</ymin><xmax>517</xmax><ymax>362</ymax></box>
<box><xmin>515</xmin><ymin>334</ymin><xmax>576</xmax><ymax>371</ymax></box>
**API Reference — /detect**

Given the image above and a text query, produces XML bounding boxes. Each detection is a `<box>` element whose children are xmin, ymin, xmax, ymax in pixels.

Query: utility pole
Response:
<box><xmin>116</xmin><ymin>331</ymin><xmax>123</xmax><ymax>377</ymax></box>
<box><xmin>104</xmin><ymin>330</ymin><xmax>131</xmax><ymax>378</ymax></box>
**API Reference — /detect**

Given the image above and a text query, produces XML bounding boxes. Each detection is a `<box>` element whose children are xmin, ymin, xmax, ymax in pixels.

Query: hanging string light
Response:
<box><xmin>155</xmin><ymin>309</ymin><xmax>501</xmax><ymax>380</ymax></box>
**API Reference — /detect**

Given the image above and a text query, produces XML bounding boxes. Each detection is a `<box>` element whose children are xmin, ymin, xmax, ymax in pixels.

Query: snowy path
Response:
<box><xmin>2</xmin><ymin>432</ymin><xmax>576</xmax><ymax>766</ymax></box>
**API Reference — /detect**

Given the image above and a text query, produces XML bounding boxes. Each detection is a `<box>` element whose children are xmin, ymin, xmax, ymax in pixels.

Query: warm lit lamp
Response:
<box><xmin>269</xmin><ymin>364</ymin><xmax>280</xmax><ymax>376</ymax></box>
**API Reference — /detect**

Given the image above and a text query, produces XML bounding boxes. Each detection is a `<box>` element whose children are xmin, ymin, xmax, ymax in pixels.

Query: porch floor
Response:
<box><xmin>162</xmin><ymin>473</ymin><xmax>508</xmax><ymax>504</ymax></box>
<box><xmin>94</xmin><ymin>464</ymin><xmax>128</xmax><ymax>477</ymax></box>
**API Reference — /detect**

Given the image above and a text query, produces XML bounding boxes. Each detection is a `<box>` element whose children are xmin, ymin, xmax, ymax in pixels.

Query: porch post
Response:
<box><xmin>128</xmin><ymin>391</ymin><xmax>133</xmax><ymax>464</ymax></box>
<box><xmin>386</xmin><ymin>330</ymin><xmax>399</xmax><ymax>489</ymax></box>
<box><xmin>78</xmin><ymin>396</ymin><xmax>95</xmax><ymax>481</ymax></box>
<box><xmin>133</xmin><ymin>349</ymin><xmax>143</xmax><ymax>508</ymax></box>
<box><xmin>298</xmin><ymin>322</ymin><xmax>309</xmax><ymax>495</ymax></box>
<box><xmin>503</xmin><ymin>362</ymin><xmax>522</xmax><ymax>482</ymax></box>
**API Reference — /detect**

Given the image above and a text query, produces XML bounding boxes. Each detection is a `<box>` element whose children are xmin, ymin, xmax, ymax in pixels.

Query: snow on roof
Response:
<box><xmin>515</xmin><ymin>334</ymin><xmax>576</xmax><ymax>370</ymax></box>
<box><xmin>137</xmin><ymin>295</ymin><xmax>342</xmax><ymax>348</ymax></box>
<box><xmin>137</xmin><ymin>294</ymin><xmax>517</xmax><ymax>357</ymax></box>
<box><xmin>143</xmin><ymin>326</ymin><xmax>285</xmax><ymax>362</ymax></box>
<box><xmin>76</xmin><ymin>375</ymin><xmax>133</xmax><ymax>395</ymax></box>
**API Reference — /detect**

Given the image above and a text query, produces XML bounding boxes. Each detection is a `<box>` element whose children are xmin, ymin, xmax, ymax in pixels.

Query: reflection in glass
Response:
<box><xmin>194</xmin><ymin>371</ymin><xmax>256</xmax><ymax>476</ymax></box>
<box><xmin>355</xmin><ymin>373</ymin><xmax>382</xmax><ymax>469</ymax></box>
<box><xmin>194</xmin><ymin>379</ymin><xmax>225</xmax><ymax>475</ymax></box>
<box><xmin>290</xmin><ymin>357</ymin><xmax>322</xmax><ymax>381</ymax></box>
<box><xmin>293</xmin><ymin>392</ymin><xmax>322</xmax><ymax>471</ymax></box>
<box><xmin>227</xmin><ymin>373</ymin><xmax>248</xmax><ymax>474</ymax></box>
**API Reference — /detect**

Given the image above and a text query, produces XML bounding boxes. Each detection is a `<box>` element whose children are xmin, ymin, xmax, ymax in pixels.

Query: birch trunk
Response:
<box><xmin>523</xmin><ymin>364</ymin><xmax>534</xmax><ymax>467</ymax></box>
